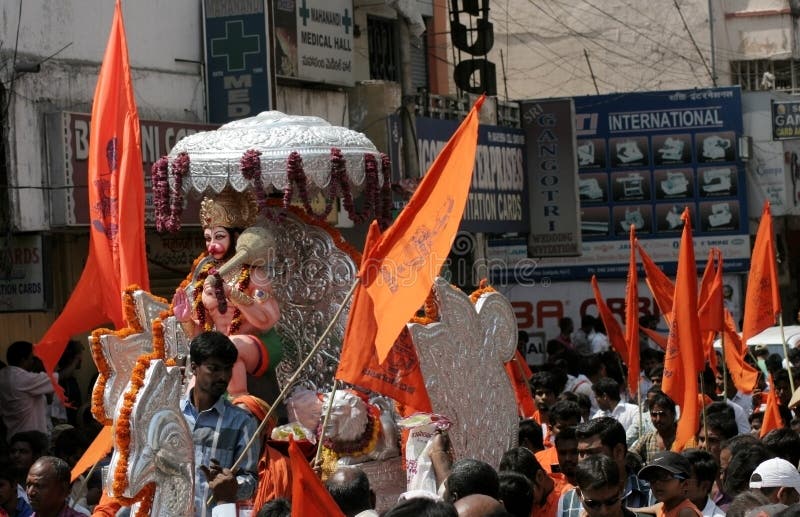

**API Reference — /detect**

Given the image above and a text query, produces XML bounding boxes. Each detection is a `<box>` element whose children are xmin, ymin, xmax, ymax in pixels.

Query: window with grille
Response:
<box><xmin>368</xmin><ymin>16</ymin><xmax>399</xmax><ymax>82</ymax></box>
<box><xmin>731</xmin><ymin>59</ymin><xmax>800</xmax><ymax>94</ymax></box>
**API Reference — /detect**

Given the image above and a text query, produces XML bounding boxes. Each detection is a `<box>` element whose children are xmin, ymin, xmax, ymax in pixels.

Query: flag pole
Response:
<box><xmin>779</xmin><ymin>313</ymin><xmax>795</xmax><ymax>392</ymax></box>
<box><xmin>720</xmin><ymin>332</ymin><xmax>729</xmax><ymax>397</ymax></box>
<box><xmin>699</xmin><ymin>372</ymin><xmax>709</xmax><ymax>447</ymax></box>
<box><xmin>314</xmin><ymin>379</ymin><xmax>340</xmax><ymax>470</ymax></box>
<box><xmin>207</xmin><ymin>277</ymin><xmax>361</xmax><ymax>505</ymax></box>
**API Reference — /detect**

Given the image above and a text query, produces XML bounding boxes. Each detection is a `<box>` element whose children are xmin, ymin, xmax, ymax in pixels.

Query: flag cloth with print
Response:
<box><xmin>289</xmin><ymin>438</ymin><xmax>345</xmax><ymax>517</ymax></box>
<box><xmin>742</xmin><ymin>201</ymin><xmax>781</xmax><ymax>349</ymax></box>
<box><xmin>35</xmin><ymin>0</ymin><xmax>148</xmax><ymax>388</ymax></box>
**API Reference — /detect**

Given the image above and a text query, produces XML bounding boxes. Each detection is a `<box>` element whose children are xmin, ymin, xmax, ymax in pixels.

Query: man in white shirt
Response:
<box><xmin>591</xmin><ymin>378</ymin><xmax>640</xmax><ymax>433</ymax></box>
<box><xmin>682</xmin><ymin>449</ymin><xmax>725</xmax><ymax>517</ymax></box>
<box><xmin>0</xmin><ymin>341</ymin><xmax>55</xmax><ymax>439</ymax></box>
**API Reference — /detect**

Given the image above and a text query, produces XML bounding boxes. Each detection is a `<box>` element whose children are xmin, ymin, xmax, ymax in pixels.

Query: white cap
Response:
<box><xmin>749</xmin><ymin>458</ymin><xmax>800</xmax><ymax>489</ymax></box>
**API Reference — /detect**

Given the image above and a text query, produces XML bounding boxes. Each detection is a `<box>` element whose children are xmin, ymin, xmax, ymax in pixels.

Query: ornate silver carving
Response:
<box><xmin>97</xmin><ymin>332</ymin><xmax>153</xmax><ymax>422</ymax></box>
<box><xmin>360</xmin><ymin>457</ymin><xmax>406</xmax><ymax>514</ymax></box>
<box><xmin>408</xmin><ymin>278</ymin><xmax>519</xmax><ymax>469</ymax></box>
<box><xmin>262</xmin><ymin>212</ymin><xmax>358</xmax><ymax>391</ymax></box>
<box><xmin>109</xmin><ymin>359</ymin><xmax>194</xmax><ymax>517</ymax></box>
<box><xmin>168</xmin><ymin>111</ymin><xmax>382</xmax><ymax>196</ymax></box>
<box><xmin>132</xmin><ymin>291</ymin><xmax>169</xmax><ymax>333</ymax></box>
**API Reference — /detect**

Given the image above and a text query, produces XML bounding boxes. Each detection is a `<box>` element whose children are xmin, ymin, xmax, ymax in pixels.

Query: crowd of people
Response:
<box><xmin>3</xmin><ymin>313</ymin><xmax>800</xmax><ymax>517</ymax></box>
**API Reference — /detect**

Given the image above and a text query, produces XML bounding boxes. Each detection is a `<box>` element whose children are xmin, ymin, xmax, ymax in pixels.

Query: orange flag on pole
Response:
<box><xmin>504</xmin><ymin>350</ymin><xmax>537</xmax><ymax>418</ymax></box>
<box><xmin>35</xmin><ymin>0</ymin><xmax>149</xmax><ymax>379</ymax></box>
<box><xmin>347</xmin><ymin>96</ymin><xmax>483</xmax><ymax>363</ymax></box>
<box><xmin>70</xmin><ymin>425</ymin><xmax>113</xmax><ymax>482</ymax></box>
<box><xmin>336</xmin><ymin>221</ymin><xmax>432</xmax><ymax>414</ymax></box>
<box><xmin>723</xmin><ymin>308</ymin><xmax>759</xmax><ymax>394</ymax></box>
<box><xmin>760</xmin><ymin>374</ymin><xmax>783</xmax><ymax>437</ymax></box>
<box><xmin>742</xmin><ymin>201</ymin><xmax>781</xmax><ymax>348</ymax></box>
<box><xmin>288</xmin><ymin>438</ymin><xmax>345</xmax><ymax>517</ymax></box>
<box><xmin>591</xmin><ymin>276</ymin><xmax>628</xmax><ymax>361</ymax></box>
<box><xmin>662</xmin><ymin>209</ymin><xmax>701</xmax><ymax>451</ymax></box>
<box><xmin>637</xmin><ymin>240</ymin><xmax>675</xmax><ymax>329</ymax></box>
<box><xmin>624</xmin><ymin>226</ymin><xmax>640</xmax><ymax>397</ymax></box>
<box><xmin>698</xmin><ymin>249</ymin><xmax>724</xmax><ymax>372</ymax></box>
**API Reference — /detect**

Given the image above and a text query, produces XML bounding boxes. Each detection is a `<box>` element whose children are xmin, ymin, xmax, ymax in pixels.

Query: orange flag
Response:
<box><xmin>640</xmin><ymin>327</ymin><xmax>667</xmax><ymax>350</ymax></box>
<box><xmin>722</xmin><ymin>308</ymin><xmax>759</xmax><ymax>394</ymax></box>
<box><xmin>624</xmin><ymin>226</ymin><xmax>640</xmax><ymax>397</ymax></box>
<box><xmin>760</xmin><ymin>375</ymin><xmax>783</xmax><ymax>437</ymax></box>
<box><xmin>289</xmin><ymin>438</ymin><xmax>345</xmax><ymax>517</ymax></box>
<box><xmin>637</xmin><ymin>241</ymin><xmax>675</xmax><ymax>326</ymax></box>
<box><xmin>336</xmin><ymin>221</ymin><xmax>432</xmax><ymax>414</ymax></box>
<box><xmin>591</xmin><ymin>276</ymin><xmax>628</xmax><ymax>361</ymax></box>
<box><xmin>35</xmin><ymin>0</ymin><xmax>149</xmax><ymax>378</ymax></box>
<box><xmin>71</xmin><ymin>425</ymin><xmax>113</xmax><ymax>482</ymax></box>
<box><xmin>504</xmin><ymin>350</ymin><xmax>537</xmax><ymax>418</ymax></box>
<box><xmin>698</xmin><ymin>249</ymin><xmax>724</xmax><ymax>372</ymax></box>
<box><xmin>353</xmin><ymin>96</ymin><xmax>483</xmax><ymax>363</ymax></box>
<box><xmin>742</xmin><ymin>201</ymin><xmax>781</xmax><ymax>349</ymax></box>
<box><xmin>663</xmin><ymin>209</ymin><xmax>701</xmax><ymax>452</ymax></box>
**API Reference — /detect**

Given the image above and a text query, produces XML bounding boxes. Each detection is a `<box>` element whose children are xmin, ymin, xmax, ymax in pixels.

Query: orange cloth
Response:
<box><xmin>91</xmin><ymin>493</ymin><xmax>121</xmax><ymax>517</ymax></box>
<box><xmin>659</xmin><ymin>498</ymin><xmax>703</xmax><ymax>517</ymax></box>
<box><xmin>760</xmin><ymin>374</ymin><xmax>783</xmax><ymax>437</ymax></box>
<box><xmin>637</xmin><ymin>241</ymin><xmax>675</xmax><ymax>326</ymax></box>
<box><xmin>742</xmin><ymin>201</ymin><xmax>781</xmax><ymax>351</ymax></box>
<box><xmin>35</xmin><ymin>0</ymin><xmax>149</xmax><ymax>395</ymax></box>
<box><xmin>71</xmin><ymin>425</ymin><xmax>113</xmax><ymax>482</ymax></box>
<box><xmin>505</xmin><ymin>351</ymin><xmax>537</xmax><ymax>418</ymax></box>
<box><xmin>289</xmin><ymin>438</ymin><xmax>344</xmax><ymax>517</ymax></box>
<box><xmin>253</xmin><ymin>444</ymin><xmax>292</xmax><ymax>508</ymax></box>
<box><xmin>722</xmin><ymin>309</ymin><xmax>758</xmax><ymax>393</ymax></box>
<box><xmin>536</xmin><ymin>446</ymin><xmax>559</xmax><ymax>474</ymax></box>
<box><xmin>342</xmin><ymin>96</ymin><xmax>484</xmax><ymax>364</ymax></box>
<box><xmin>662</xmin><ymin>209</ymin><xmax>701</xmax><ymax>452</ymax></box>
<box><xmin>625</xmin><ymin>228</ymin><xmax>640</xmax><ymax>396</ymax></box>
<box><xmin>591</xmin><ymin>276</ymin><xmax>629</xmax><ymax>360</ymax></box>
<box><xmin>534</xmin><ymin>476</ymin><xmax>570</xmax><ymax>517</ymax></box>
<box><xmin>335</xmin><ymin>222</ymin><xmax>432</xmax><ymax>414</ymax></box>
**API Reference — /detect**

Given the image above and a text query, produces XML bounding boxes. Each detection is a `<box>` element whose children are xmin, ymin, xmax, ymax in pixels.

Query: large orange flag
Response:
<box><xmin>591</xmin><ymin>276</ymin><xmax>628</xmax><ymax>361</ymax></box>
<box><xmin>722</xmin><ymin>308</ymin><xmax>758</xmax><ymax>394</ymax></box>
<box><xmin>624</xmin><ymin>226</ymin><xmax>640</xmax><ymax>397</ymax></box>
<box><xmin>35</xmin><ymin>0</ymin><xmax>149</xmax><ymax>377</ymax></box>
<box><xmin>662</xmin><ymin>209</ymin><xmax>701</xmax><ymax>451</ymax></box>
<box><xmin>760</xmin><ymin>374</ymin><xmax>783</xmax><ymax>437</ymax></box>
<box><xmin>741</xmin><ymin>201</ymin><xmax>781</xmax><ymax>349</ymax></box>
<box><xmin>637</xmin><ymin>241</ymin><xmax>675</xmax><ymax>325</ymax></box>
<box><xmin>289</xmin><ymin>438</ymin><xmax>345</xmax><ymax>517</ymax></box>
<box><xmin>504</xmin><ymin>350</ymin><xmax>537</xmax><ymax>418</ymax></box>
<box><xmin>351</xmin><ymin>96</ymin><xmax>483</xmax><ymax>363</ymax></box>
<box><xmin>336</xmin><ymin>221</ymin><xmax>432</xmax><ymax>414</ymax></box>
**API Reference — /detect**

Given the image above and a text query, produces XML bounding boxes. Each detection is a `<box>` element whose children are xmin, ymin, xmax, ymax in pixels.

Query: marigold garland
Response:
<box><xmin>319</xmin><ymin>401</ymin><xmax>383</xmax><ymax>478</ymax></box>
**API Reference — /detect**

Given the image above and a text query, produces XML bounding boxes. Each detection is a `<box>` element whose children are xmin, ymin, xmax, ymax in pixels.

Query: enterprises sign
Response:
<box><xmin>771</xmin><ymin>100</ymin><xmax>800</xmax><ymax>140</ymax></box>
<box><xmin>203</xmin><ymin>0</ymin><xmax>274</xmax><ymax>123</ymax></box>
<box><xmin>273</xmin><ymin>0</ymin><xmax>354</xmax><ymax>86</ymax></box>
<box><xmin>415</xmin><ymin>117</ymin><xmax>528</xmax><ymax>233</ymax></box>
<box><xmin>519</xmin><ymin>99</ymin><xmax>581</xmax><ymax>257</ymax></box>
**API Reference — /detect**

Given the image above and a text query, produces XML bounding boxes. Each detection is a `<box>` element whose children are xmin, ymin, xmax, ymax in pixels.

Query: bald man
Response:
<box><xmin>325</xmin><ymin>466</ymin><xmax>377</xmax><ymax>517</ymax></box>
<box><xmin>454</xmin><ymin>494</ymin><xmax>507</xmax><ymax>516</ymax></box>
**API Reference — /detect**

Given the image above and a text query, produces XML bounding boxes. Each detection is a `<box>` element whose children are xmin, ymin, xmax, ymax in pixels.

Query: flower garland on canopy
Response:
<box><xmin>152</xmin><ymin>148</ymin><xmax>393</xmax><ymax>232</ymax></box>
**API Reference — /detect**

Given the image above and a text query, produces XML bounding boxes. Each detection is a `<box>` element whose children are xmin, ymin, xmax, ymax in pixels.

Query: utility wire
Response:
<box><xmin>672</xmin><ymin>0</ymin><xmax>714</xmax><ymax>82</ymax></box>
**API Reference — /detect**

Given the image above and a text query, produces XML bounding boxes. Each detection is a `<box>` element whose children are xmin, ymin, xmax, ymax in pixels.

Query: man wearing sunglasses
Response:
<box><xmin>574</xmin><ymin>455</ymin><xmax>633</xmax><ymax>517</ymax></box>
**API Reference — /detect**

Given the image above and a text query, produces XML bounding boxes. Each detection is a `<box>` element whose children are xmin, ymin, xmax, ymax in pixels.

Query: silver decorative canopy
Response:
<box><xmin>168</xmin><ymin>111</ymin><xmax>381</xmax><ymax>195</ymax></box>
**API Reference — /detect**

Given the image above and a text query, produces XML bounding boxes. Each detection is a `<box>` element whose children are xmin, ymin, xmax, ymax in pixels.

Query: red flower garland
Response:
<box><xmin>166</xmin><ymin>152</ymin><xmax>189</xmax><ymax>232</ymax></box>
<box><xmin>151</xmin><ymin>158</ymin><xmax>169</xmax><ymax>232</ymax></box>
<box><xmin>241</xmin><ymin>149</ymin><xmax>269</xmax><ymax>216</ymax></box>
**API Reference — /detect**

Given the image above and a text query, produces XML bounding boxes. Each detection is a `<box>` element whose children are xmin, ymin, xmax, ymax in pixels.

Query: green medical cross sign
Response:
<box><xmin>211</xmin><ymin>20</ymin><xmax>260</xmax><ymax>72</ymax></box>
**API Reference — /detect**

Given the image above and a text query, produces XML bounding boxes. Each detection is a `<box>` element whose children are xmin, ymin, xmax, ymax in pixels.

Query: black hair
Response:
<box><xmin>648</xmin><ymin>392</ymin><xmax>677</xmax><ymax>415</ymax></box>
<box><xmin>189</xmin><ymin>331</ymin><xmax>238</xmax><ymax>366</ymax></box>
<box><xmin>702</xmin><ymin>405</ymin><xmax>738</xmax><ymax>440</ymax></box>
<box><xmin>580</xmin><ymin>354</ymin><xmax>604</xmax><ymax>377</ymax></box>
<box><xmin>681</xmin><ymin>448</ymin><xmax>719</xmax><ymax>484</ymax></box>
<box><xmin>559</xmin><ymin>318</ymin><xmax>574</xmax><ymax>333</ymax></box>
<box><xmin>446</xmin><ymin>459</ymin><xmax>500</xmax><ymax>502</ymax></box>
<box><xmin>575</xmin><ymin>454</ymin><xmax>620</xmax><ymax>492</ymax></box>
<box><xmin>549</xmin><ymin>400</ymin><xmax>582</xmax><ymax>425</ymax></box>
<box><xmin>592</xmin><ymin>377</ymin><xmax>621</xmax><ymax>401</ymax></box>
<box><xmin>762</xmin><ymin>428</ymin><xmax>800</xmax><ymax>467</ymax></box>
<box><xmin>581</xmin><ymin>315</ymin><xmax>595</xmax><ymax>329</ymax></box>
<box><xmin>723</xmin><ymin>445</ymin><xmax>774</xmax><ymax>497</ymax></box>
<box><xmin>555</xmin><ymin>426</ymin><xmax>577</xmax><ymax>449</ymax></box>
<box><xmin>575</xmin><ymin>417</ymin><xmax>627</xmax><ymax>452</ymax></box>
<box><xmin>498</xmin><ymin>471</ymin><xmax>534</xmax><ymax>517</ymax></box>
<box><xmin>57</xmin><ymin>340</ymin><xmax>83</xmax><ymax>369</ymax></box>
<box><xmin>530</xmin><ymin>371</ymin><xmax>565</xmax><ymax>395</ymax></box>
<box><xmin>255</xmin><ymin>498</ymin><xmax>291</xmax><ymax>517</ymax></box>
<box><xmin>726</xmin><ymin>490</ymin><xmax>771</xmax><ymax>517</ymax></box>
<box><xmin>499</xmin><ymin>447</ymin><xmax>542</xmax><ymax>484</ymax></box>
<box><xmin>324</xmin><ymin>467</ymin><xmax>372</xmax><ymax>516</ymax></box>
<box><xmin>9</xmin><ymin>430</ymin><xmax>50</xmax><ymax>458</ymax></box>
<box><xmin>53</xmin><ymin>428</ymin><xmax>88</xmax><ymax>462</ymax></box>
<box><xmin>518</xmin><ymin>419</ymin><xmax>543</xmax><ymax>452</ymax></box>
<box><xmin>6</xmin><ymin>341</ymin><xmax>33</xmax><ymax>367</ymax></box>
<box><xmin>384</xmin><ymin>498</ymin><xmax>458</xmax><ymax>517</ymax></box>
<box><xmin>765</xmin><ymin>354</ymin><xmax>784</xmax><ymax>375</ymax></box>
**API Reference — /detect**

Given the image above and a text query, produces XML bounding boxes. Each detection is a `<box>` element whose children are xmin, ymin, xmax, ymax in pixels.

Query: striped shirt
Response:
<box><xmin>181</xmin><ymin>393</ymin><xmax>261</xmax><ymax>517</ymax></box>
<box><xmin>556</xmin><ymin>471</ymin><xmax>655</xmax><ymax>517</ymax></box>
